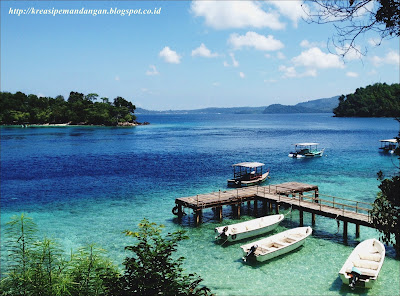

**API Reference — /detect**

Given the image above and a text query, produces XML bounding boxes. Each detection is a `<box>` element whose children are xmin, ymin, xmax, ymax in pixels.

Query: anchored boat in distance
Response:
<box><xmin>288</xmin><ymin>143</ymin><xmax>325</xmax><ymax>158</ymax></box>
<box><xmin>379</xmin><ymin>139</ymin><xmax>398</xmax><ymax>154</ymax></box>
<box><xmin>227</xmin><ymin>162</ymin><xmax>269</xmax><ymax>187</ymax></box>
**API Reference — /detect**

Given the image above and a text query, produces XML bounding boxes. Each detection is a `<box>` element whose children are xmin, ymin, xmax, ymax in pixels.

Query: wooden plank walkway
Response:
<box><xmin>175</xmin><ymin>182</ymin><xmax>318</xmax><ymax>210</ymax></box>
<box><xmin>173</xmin><ymin>182</ymin><xmax>374</xmax><ymax>239</ymax></box>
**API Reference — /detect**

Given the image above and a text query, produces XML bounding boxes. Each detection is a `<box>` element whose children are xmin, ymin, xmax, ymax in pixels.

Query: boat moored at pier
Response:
<box><xmin>241</xmin><ymin>226</ymin><xmax>312</xmax><ymax>262</ymax></box>
<box><xmin>215</xmin><ymin>214</ymin><xmax>284</xmax><ymax>242</ymax></box>
<box><xmin>339</xmin><ymin>238</ymin><xmax>385</xmax><ymax>289</ymax></box>
<box><xmin>227</xmin><ymin>162</ymin><xmax>269</xmax><ymax>187</ymax></box>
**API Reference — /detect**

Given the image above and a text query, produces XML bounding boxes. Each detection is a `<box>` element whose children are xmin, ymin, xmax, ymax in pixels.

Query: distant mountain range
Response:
<box><xmin>135</xmin><ymin>95</ymin><xmax>339</xmax><ymax>114</ymax></box>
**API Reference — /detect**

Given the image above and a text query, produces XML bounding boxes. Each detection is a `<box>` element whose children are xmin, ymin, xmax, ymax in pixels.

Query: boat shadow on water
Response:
<box><xmin>330</xmin><ymin>276</ymin><xmax>370</xmax><ymax>296</ymax></box>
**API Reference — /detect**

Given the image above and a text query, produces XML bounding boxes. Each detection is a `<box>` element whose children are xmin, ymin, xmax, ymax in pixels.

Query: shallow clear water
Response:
<box><xmin>1</xmin><ymin>113</ymin><xmax>399</xmax><ymax>295</ymax></box>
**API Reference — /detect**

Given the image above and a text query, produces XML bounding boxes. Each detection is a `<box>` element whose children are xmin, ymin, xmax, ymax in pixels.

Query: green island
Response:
<box><xmin>0</xmin><ymin>91</ymin><xmax>148</xmax><ymax>126</ymax></box>
<box><xmin>333</xmin><ymin>83</ymin><xmax>400</xmax><ymax>117</ymax></box>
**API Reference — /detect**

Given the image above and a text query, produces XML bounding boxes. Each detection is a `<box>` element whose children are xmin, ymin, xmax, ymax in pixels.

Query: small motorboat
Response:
<box><xmin>288</xmin><ymin>143</ymin><xmax>324</xmax><ymax>158</ymax></box>
<box><xmin>215</xmin><ymin>214</ymin><xmax>284</xmax><ymax>242</ymax></box>
<box><xmin>241</xmin><ymin>226</ymin><xmax>312</xmax><ymax>262</ymax></box>
<box><xmin>379</xmin><ymin>139</ymin><xmax>398</xmax><ymax>154</ymax></box>
<box><xmin>227</xmin><ymin>162</ymin><xmax>269</xmax><ymax>187</ymax></box>
<box><xmin>339</xmin><ymin>238</ymin><xmax>385</xmax><ymax>289</ymax></box>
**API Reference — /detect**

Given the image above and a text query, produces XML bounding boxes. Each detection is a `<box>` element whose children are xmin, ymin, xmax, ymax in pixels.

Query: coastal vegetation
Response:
<box><xmin>372</xmin><ymin>119</ymin><xmax>400</xmax><ymax>255</ymax></box>
<box><xmin>0</xmin><ymin>215</ymin><xmax>212</xmax><ymax>296</ymax></box>
<box><xmin>0</xmin><ymin>91</ymin><xmax>137</xmax><ymax>126</ymax></box>
<box><xmin>333</xmin><ymin>83</ymin><xmax>400</xmax><ymax>117</ymax></box>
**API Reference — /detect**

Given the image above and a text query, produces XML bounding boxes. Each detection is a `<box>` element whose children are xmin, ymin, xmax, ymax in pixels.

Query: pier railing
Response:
<box><xmin>255</xmin><ymin>185</ymin><xmax>373</xmax><ymax>222</ymax></box>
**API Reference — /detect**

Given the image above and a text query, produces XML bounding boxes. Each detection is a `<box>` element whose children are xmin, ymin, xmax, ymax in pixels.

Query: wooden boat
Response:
<box><xmin>379</xmin><ymin>139</ymin><xmax>398</xmax><ymax>154</ymax></box>
<box><xmin>288</xmin><ymin>143</ymin><xmax>324</xmax><ymax>158</ymax></box>
<box><xmin>227</xmin><ymin>162</ymin><xmax>269</xmax><ymax>187</ymax></box>
<box><xmin>339</xmin><ymin>238</ymin><xmax>385</xmax><ymax>289</ymax></box>
<box><xmin>241</xmin><ymin>226</ymin><xmax>312</xmax><ymax>262</ymax></box>
<box><xmin>215</xmin><ymin>214</ymin><xmax>284</xmax><ymax>242</ymax></box>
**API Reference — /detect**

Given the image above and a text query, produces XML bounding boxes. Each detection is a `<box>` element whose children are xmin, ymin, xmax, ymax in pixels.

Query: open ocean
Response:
<box><xmin>1</xmin><ymin>113</ymin><xmax>399</xmax><ymax>295</ymax></box>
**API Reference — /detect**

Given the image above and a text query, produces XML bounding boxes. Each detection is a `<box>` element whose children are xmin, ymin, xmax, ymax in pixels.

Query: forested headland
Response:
<box><xmin>333</xmin><ymin>83</ymin><xmax>400</xmax><ymax>117</ymax></box>
<box><xmin>0</xmin><ymin>91</ymin><xmax>145</xmax><ymax>126</ymax></box>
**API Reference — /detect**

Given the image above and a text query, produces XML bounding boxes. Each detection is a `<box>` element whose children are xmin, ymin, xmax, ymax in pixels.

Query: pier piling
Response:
<box><xmin>173</xmin><ymin>182</ymin><xmax>374</xmax><ymax>240</ymax></box>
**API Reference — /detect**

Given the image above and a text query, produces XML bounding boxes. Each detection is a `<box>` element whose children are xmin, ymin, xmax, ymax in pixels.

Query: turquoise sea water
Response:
<box><xmin>1</xmin><ymin>113</ymin><xmax>399</xmax><ymax>295</ymax></box>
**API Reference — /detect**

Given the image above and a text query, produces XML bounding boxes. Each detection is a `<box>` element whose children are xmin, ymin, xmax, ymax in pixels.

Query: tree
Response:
<box><xmin>304</xmin><ymin>0</ymin><xmax>400</xmax><ymax>55</ymax></box>
<box><xmin>2</xmin><ymin>214</ymin><xmax>38</xmax><ymax>295</ymax></box>
<box><xmin>118</xmin><ymin>219</ymin><xmax>212</xmax><ymax>296</ymax></box>
<box><xmin>333</xmin><ymin>83</ymin><xmax>400</xmax><ymax>117</ymax></box>
<box><xmin>85</xmin><ymin>93</ymin><xmax>99</xmax><ymax>102</ymax></box>
<box><xmin>371</xmin><ymin>119</ymin><xmax>400</xmax><ymax>256</ymax></box>
<box><xmin>68</xmin><ymin>244</ymin><xmax>121</xmax><ymax>296</ymax></box>
<box><xmin>0</xmin><ymin>214</ymin><xmax>121</xmax><ymax>296</ymax></box>
<box><xmin>0</xmin><ymin>91</ymin><xmax>139</xmax><ymax>126</ymax></box>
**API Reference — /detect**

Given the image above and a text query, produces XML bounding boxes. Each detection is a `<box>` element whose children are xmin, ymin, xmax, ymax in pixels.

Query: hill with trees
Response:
<box><xmin>0</xmin><ymin>91</ymin><xmax>138</xmax><ymax>126</ymax></box>
<box><xmin>262</xmin><ymin>96</ymin><xmax>339</xmax><ymax>114</ymax></box>
<box><xmin>333</xmin><ymin>83</ymin><xmax>400</xmax><ymax>117</ymax></box>
<box><xmin>136</xmin><ymin>96</ymin><xmax>339</xmax><ymax>114</ymax></box>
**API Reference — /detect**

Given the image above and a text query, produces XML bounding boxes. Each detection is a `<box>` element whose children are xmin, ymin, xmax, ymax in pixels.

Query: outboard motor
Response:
<box><xmin>215</xmin><ymin>226</ymin><xmax>229</xmax><ymax>239</ymax></box>
<box><xmin>349</xmin><ymin>267</ymin><xmax>361</xmax><ymax>290</ymax></box>
<box><xmin>243</xmin><ymin>244</ymin><xmax>258</xmax><ymax>262</ymax></box>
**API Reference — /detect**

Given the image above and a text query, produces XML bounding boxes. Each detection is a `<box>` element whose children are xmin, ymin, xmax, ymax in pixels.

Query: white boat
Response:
<box><xmin>288</xmin><ymin>143</ymin><xmax>324</xmax><ymax>158</ymax></box>
<box><xmin>227</xmin><ymin>162</ymin><xmax>269</xmax><ymax>187</ymax></box>
<box><xmin>215</xmin><ymin>214</ymin><xmax>284</xmax><ymax>242</ymax></box>
<box><xmin>241</xmin><ymin>226</ymin><xmax>312</xmax><ymax>262</ymax></box>
<box><xmin>339</xmin><ymin>238</ymin><xmax>385</xmax><ymax>289</ymax></box>
<box><xmin>379</xmin><ymin>139</ymin><xmax>398</xmax><ymax>154</ymax></box>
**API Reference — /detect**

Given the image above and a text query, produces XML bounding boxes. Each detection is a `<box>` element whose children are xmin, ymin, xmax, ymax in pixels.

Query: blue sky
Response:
<box><xmin>1</xmin><ymin>1</ymin><xmax>399</xmax><ymax>110</ymax></box>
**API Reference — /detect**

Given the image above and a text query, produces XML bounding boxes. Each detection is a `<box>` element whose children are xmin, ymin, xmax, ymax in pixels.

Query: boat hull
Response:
<box><xmin>338</xmin><ymin>238</ymin><xmax>385</xmax><ymax>289</ymax></box>
<box><xmin>215</xmin><ymin>214</ymin><xmax>284</xmax><ymax>242</ymax></box>
<box><xmin>256</xmin><ymin>238</ymin><xmax>306</xmax><ymax>262</ymax></box>
<box><xmin>241</xmin><ymin>226</ymin><xmax>312</xmax><ymax>262</ymax></box>
<box><xmin>227</xmin><ymin>172</ymin><xmax>269</xmax><ymax>188</ymax></box>
<box><xmin>288</xmin><ymin>150</ymin><xmax>324</xmax><ymax>158</ymax></box>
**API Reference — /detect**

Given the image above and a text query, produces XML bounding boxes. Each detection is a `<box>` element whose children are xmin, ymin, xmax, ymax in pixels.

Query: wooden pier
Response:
<box><xmin>173</xmin><ymin>182</ymin><xmax>374</xmax><ymax>241</ymax></box>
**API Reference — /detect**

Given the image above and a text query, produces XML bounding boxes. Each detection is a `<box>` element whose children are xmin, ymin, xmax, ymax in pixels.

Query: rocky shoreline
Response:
<box><xmin>4</xmin><ymin>121</ymin><xmax>150</xmax><ymax>127</ymax></box>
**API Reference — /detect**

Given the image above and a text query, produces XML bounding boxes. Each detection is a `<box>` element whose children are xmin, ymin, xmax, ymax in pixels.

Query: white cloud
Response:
<box><xmin>279</xmin><ymin>65</ymin><xmax>316</xmax><ymax>78</ymax></box>
<box><xmin>335</xmin><ymin>44</ymin><xmax>363</xmax><ymax>60</ymax></box>
<box><xmin>230</xmin><ymin>53</ymin><xmax>239</xmax><ymax>67</ymax></box>
<box><xmin>277</xmin><ymin>52</ymin><xmax>286</xmax><ymax>60</ymax></box>
<box><xmin>191</xmin><ymin>43</ymin><xmax>218</xmax><ymax>58</ymax></box>
<box><xmin>224</xmin><ymin>53</ymin><xmax>239</xmax><ymax>67</ymax></box>
<box><xmin>115</xmin><ymin>75</ymin><xmax>120</xmax><ymax>81</ymax></box>
<box><xmin>371</xmin><ymin>50</ymin><xmax>400</xmax><ymax>67</ymax></box>
<box><xmin>212</xmin><ymin>82</ymin><xmax>220</xmax><ymax>86</ymax></box>
<box><xmin>346</xmin><ymin>71</ymin><xmax>359</xmax><ymax>78</ymax></box>
<box><xmin>368</xmin><ymin>38</ymin><xmax>382</xmax><ymax>46</ymax></box>
<box><xmin>269</xmin><ymin>0</ymin><xmax>309</xmax><ymax>28</ymax></box>
<box><xmin>239</xmin><ymin>72</ymin><xmax>245</xmax><ymax>78</ymax></box>
<box><xmin>292</xmin><ymin>47</ymin><xmax>345</xmax><ymax>69</ymax></box>
<box><xmin>159</xmin><ymin>46</ymin><xmax>181</xmax><ymax>64</ymax></box>
<box><xmin>228</xmin><ymin>31</ymin><xmax>284</xmax><ymax>51</ymax></box>
<box><xmin>190</xmin><ymin>1</ymin><xmax>284</xmax><ymax>30</ymax></box>
<box><xmin>279</xmin><ymin>65</ymin><xmax>297</xmax><ymax>78</ymax></box>
<box><xmin>300</xmin><ymin>39</ymin><xmax>326</xmax><ymax>48</ymax></box>
<box><xmin>146</xmin><ymin>65</ymin><xmax>159</xmax><ymax>76</ymax></box>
